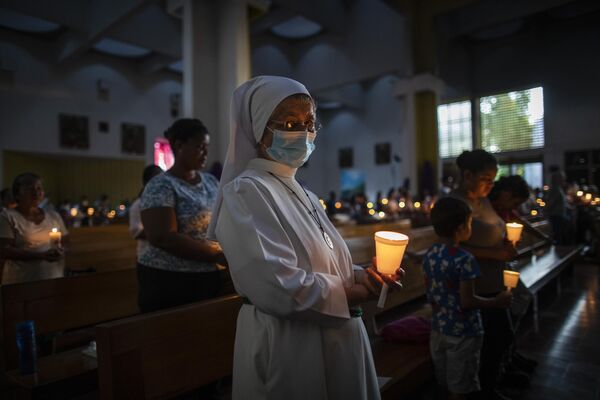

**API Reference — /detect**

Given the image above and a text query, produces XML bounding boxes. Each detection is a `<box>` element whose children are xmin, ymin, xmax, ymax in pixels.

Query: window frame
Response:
<box><xmin>438</xmin><ymin>84</ymin><xmax>546</xmax><ymax>184</ymax></box>
<box><xmin>436</xmin><ymin>97</ymin><xmax>474</xmax><ymax>160</ymax></box>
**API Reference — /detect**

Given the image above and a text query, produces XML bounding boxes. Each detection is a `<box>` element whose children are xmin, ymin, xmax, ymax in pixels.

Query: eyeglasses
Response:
<box><xmin>270</xmin><ymin>119</ymin><xmax>322</xmax><ymax>133</ymax></box>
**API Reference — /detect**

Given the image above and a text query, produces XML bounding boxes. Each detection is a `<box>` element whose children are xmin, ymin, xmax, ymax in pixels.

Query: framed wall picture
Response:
<box><xmin>375</xmin><ymin>143</ymin><xmax>391</xmax><ymax>165</ymax></box>
<box><xmin>59</xmin><ymin>114</ymin><xmax>89</xmax><ymax>149</ymax></box>
<box><xmin>121</xmin><ymin>123</ymin><xmax>146</xmax><ymax>155</ymax></box>
<box><xmin>338</xmin><ymin>147</ymin><xmax>353</xmax><ymax>168</ymax></box>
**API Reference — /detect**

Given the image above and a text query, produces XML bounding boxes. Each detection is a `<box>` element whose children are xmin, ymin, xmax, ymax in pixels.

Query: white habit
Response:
<box><xmin>215</xmin><ymin>158</ymin><xmax>380</xmax><ymax>400</ymax></box>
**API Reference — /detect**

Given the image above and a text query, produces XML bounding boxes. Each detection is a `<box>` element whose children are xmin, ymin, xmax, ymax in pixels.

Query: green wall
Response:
<box><xmin>3</xmin><ymin>151</ymin><xmax>146</xmax><ymax>205</ymax></box>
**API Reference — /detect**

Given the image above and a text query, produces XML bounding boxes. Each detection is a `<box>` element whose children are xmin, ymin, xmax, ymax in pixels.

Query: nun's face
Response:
<box><xmin>260</xmin><ymin>95</ymin><xmax>316</xmax><ymax>149</ymax></box>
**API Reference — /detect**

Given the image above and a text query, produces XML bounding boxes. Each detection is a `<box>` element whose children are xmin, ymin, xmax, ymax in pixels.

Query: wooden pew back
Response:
<box><xmin>349</xmin><ymin>226</ymin><xmax>437</xmax><ymax>336</ymax></box>
<box><xmin>2</xmin><ymin>268</ymin><xmax>139</xmax><ymax>369</ymax></box>
<box><xmin>96</xmin><ymin>294</ymin><xmax>242</xmax><ymax>400</ymax></box>
<box><xmin>335</xmin><ymin>219</ymin><xmax>411</xmax><ymax>239</ymax></box>
<box><xmin>514</xmin><ymin>220</ymin><xmax>552</xmax><ymax>254</ymax></box>
<box><xmin>66</xmin><ymin>225</ymin><xmax>137</xmax><ymax>272</ymax></box>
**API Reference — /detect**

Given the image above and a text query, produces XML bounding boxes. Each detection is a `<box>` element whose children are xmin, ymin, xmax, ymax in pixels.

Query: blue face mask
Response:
<box><xmin>266</xmin><ymin>128</ymin><xmax>316</xmax><ymax>168</ymax></box>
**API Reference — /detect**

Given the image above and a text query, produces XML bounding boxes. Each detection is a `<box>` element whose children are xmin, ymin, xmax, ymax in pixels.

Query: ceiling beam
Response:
<box><xmin>0</xmin><ymin>0</ymin><xmax>86</xmax><ymax>28</ymax></box>
<box><xmin>110</xmin><ymin>3</ymin><xmax>182</xmax><ymax>58</ymax></box>
<box><xmin>270</xmin><ymin>0</ymin><xmax>347</xmax><ymax>35</ymax></box>
<box><xmin>251</xmin><ymin>6</ymin><xmax>296</xmax><ymax>35</ymax></box>
<box><xmin>55</xmin><ymin>0</ymin><xmax>158</xmax><ymax>63</ymax></box>
<box><xmin>138</xmin><ymin>53</ymin><xmax>178</xmax><ymax>75</ymax></box>
<box><xmin>0</xmin><ymin>0</ymin><xmax>180</xmax><ymax>59</ymax></box>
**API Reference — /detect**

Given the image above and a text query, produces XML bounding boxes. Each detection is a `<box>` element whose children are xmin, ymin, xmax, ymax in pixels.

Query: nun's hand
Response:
<box><xmin>355</xmin><ymin>268</ymin><xmax>383</xmax><ymax>297</ymax></box>
<box><xmin>368</xmin><ymin>257</ymin><xmax>405</xmax><ymax>291</ymax></box>
<box><xmin>344</xmin><ymin>284</ymin><xmax>372</xmax><ymax>306</ymax></box>
<box><xmin>215</xmin><ymin>251</ymin><xmax>228</xmax><ymax>267</ymax></box>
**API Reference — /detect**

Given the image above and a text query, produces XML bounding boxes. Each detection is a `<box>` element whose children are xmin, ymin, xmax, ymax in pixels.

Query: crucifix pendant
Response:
<box><xmin>323</xmin><ymin>231</ymin><xmax>334</xmax><ymax>250</ymax></box>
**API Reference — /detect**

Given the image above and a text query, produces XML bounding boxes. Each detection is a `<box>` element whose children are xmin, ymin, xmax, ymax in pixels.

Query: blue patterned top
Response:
<box><xmin>139</xmin><ymin>172</ymin><xmax>219</xmax><ymax>273</ymax></box>
<box><xmin>423</xmin><ymin>243</ymin><xmax>484</xmax><ymax>337</ymax></box>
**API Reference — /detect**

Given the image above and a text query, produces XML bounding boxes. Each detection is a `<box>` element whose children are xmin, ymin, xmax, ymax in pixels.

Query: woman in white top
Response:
<box><xmin>0</xmin><ymin>173</ymin><xmax>68</xmax><ymax>283</ymax></box>
<box><xmin>209</xmin><ymin>76</ymin><xmax>401</xmax><ymax>400</ymax></box>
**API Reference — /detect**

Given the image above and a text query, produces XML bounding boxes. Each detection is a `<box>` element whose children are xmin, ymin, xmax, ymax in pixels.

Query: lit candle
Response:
<box><xmin>503</xmin><ymin>270</ymin><xmax>520</xmax><ymax>291</ymax></box>
<box><xmin>506</xmin><ymin>222</ymin><xmax>523</xmax><ymax>246</ymax></box>
<box><xmin>374</xmin><ymin>231</ymin><xmax>409</xmax><ymax>308</ymax></box>
<box><xmin>49</xmin><ymin>228</ymin><xmax>62</xmax><ymax>249</ymax></box>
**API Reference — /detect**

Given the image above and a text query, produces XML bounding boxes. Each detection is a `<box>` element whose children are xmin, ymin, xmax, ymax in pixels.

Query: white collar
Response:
<box><xmin>247</xmin><ymin>158</ymin><xmax>297</xmax><ymax>178</ymax></box>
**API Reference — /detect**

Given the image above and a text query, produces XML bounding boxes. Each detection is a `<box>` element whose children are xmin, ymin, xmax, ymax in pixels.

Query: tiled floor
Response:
<box><xmin>518</xmin><ymin>262</ymin><xmax>600</xmax><ymax>400</ymax></box>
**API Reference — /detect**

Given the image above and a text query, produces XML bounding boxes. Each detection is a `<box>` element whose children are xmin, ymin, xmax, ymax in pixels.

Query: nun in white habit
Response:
<box><xmin>208</xmin><ymin>76</ymin><xmax>398</xmax><ymax>400</ymax></box>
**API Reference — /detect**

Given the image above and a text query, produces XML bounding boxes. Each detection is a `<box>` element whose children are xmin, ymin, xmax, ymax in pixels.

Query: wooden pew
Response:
<box><xmin>372</xmin><ymin>304</ymin><xmax>433</xmax><ymax>400</ymax></box>
<box><xmin>352</xmin><ymin>220</ymin><xmax>572</xmax><ymax>398</ymax></box>
<box><xmin>335</xmin><ymin>219</ymin><xmax>411</xmax><ymax>239</ymax></box>
<box><xmin>66</xmin><ymin>225</ymin><xmax>137</xmax><ymax>273</ymax></box>
<box><xmin>96</xmin><ymin>294</ymin><xmax>242</xmax><ymax>399</ymax></box>
<box><xmin>514</xmin><ymin>244</ymin><xmax>583</xmax><ymax>332</ymax></box>
<box><xmin>2</xmin><ymin>268</ymin><xmax>139</xmax><ymax>398</ymax></box>
<box><xmin>345</xmin><ymin>225</ymin><xmax>438</xmax><ymax>398</ymax></box>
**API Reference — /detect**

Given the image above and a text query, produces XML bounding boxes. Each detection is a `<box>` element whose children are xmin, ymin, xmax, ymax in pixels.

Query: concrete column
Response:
<box><xmin>395</xmin><ymin>74</ymin><xmax>442</xmax><ymax>196</ymax></box>
<box><xmin>400</xmin><ymin>94</ymin><xmax>418</xmax><ymax>195</ymax></box>
<box><xmin>414</xmin><ymin>90</ymin><xmax>439</xmax><ymax>196</ymax></box>
<box><xmin>182</xmin><ymin>0</ymin><xmax>251</xmax><ymax>166</ymax></box>
<box><xmin>216</xmin><ymin>0</ymin><xmax>251</xmax><ymax>163</ymax></box>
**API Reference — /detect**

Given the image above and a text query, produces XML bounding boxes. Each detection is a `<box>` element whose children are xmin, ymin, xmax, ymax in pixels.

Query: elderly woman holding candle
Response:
<box><xmin>449</xmin><ymin>150</ymin><xmax>519</xmax><ymax>398</ymax></box>
<box><xmin>209</xmin><ymin>76</ymin><xmax>402</xmax><ymax>400</ymax></box>
<box><xmin>0</xmin><ymin>173</ymin><xmax>68</xmax><ymax>283</ymax></box>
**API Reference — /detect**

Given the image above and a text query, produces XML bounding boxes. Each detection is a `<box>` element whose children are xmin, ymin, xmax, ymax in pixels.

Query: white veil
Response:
<box><xmin>207</xmin><ymin>76</ymin><xmax>310</xmax><ymax>239</ymax></box>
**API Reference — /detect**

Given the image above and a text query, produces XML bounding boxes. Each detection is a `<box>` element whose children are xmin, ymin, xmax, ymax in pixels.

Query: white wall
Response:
<box><xmin>0</xmin><ymin>31</ymin><xmax>182</xmax><ymax>187</ymax></box>
<box><xmin>439</xmin><ymin>16</ymin><xmax>600</xmax><ymax>173</ymax></box>
<box><xmin>255</xmin><ymin>0</ymin><xmax>412</xmax><ymax>199</ymax></box>
<box><xmin>0</xmin><ymin>0</ymin><xmax>413</xmax><ymax>197</ymax></box>
<box><xmin>297</xmin><ymin>75</ymin><xmax>409</xmax><ymax>200</ymax></box>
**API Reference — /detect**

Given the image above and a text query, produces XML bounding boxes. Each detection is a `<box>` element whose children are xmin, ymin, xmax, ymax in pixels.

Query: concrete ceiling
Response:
<box><xmin>0</xmin><ymin>0</ymin><xmax>351</xmax><ymax>74</ymax></box>
<box><xmin>434</xmin><ymin>0</ymin><xmax>600</xmax><ymax>42</ymax></box>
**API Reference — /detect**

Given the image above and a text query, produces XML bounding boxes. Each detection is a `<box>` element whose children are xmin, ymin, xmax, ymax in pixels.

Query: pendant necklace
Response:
<box><xmin>268</xmin><ymin>172</ymin><xmax>334</xmax><ymax>250</ymax></box>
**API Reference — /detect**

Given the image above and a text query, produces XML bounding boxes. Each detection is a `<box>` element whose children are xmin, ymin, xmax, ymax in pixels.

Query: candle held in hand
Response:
<box><xmin>506</xmin><ymin>222</ymin><xmax>523</xmax><ymax>246</ymax></box>
<box><xmin>374</xmin><ymin>231</ymin><xmax>409</xmax><ymax>308</ymax></box>
<box><xmin>374</xmin><ymin>231</ymin><xmax>409</xmax><ymax>275</ymax></box>
<box><xmin>503</xmin><ymin>270</ymin><xmax>520</xmax><ymax>290</ymax></box>
<box><xmin>49</xmin><ymin>228</ymin><xmax>62</xmax><ymax>249</ymax></box>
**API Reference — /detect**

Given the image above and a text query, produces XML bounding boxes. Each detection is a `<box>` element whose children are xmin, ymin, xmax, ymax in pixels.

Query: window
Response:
<box><xmin>497</xmin><ymin>161</ymin><xmax>544</xmax><ymax>189</ymax></box>
<box><xmin>480</xmin><ymin>87</ymin><xmax>544</xmax><ymax>153</ymax></box>
<box><xmin>437</xmin><ymin>100</ymin><xmax>472</xmax><ymax>158</ymax></box>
